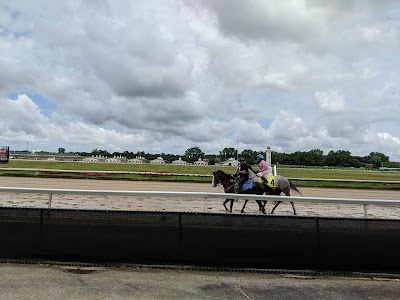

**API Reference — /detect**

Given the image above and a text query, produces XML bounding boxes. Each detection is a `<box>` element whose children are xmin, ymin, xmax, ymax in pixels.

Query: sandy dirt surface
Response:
<box><xmin>1</xmin><ymin>176</ymin><xmax>400</xmax><ymax>219</ymax></box>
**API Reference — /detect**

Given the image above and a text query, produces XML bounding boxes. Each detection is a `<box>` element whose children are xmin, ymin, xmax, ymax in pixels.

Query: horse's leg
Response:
<box><xmin>223</xmin><ymin>198</ymin><xmax>234</xmax><ymax>212</ymax></box>
<box><xmin>271</xmin><ymin>201</ymin><xmax>281</xmax><ymax>214</ymax></box>
<box><xmin>261</xmin><ymin>201</ymin><xmax>267</xmax><ymax>210</ymax></box>
<box><xmin>283</xmin><ymin>189</ymin><xmax>297</xmax><ymax>215</ymax></box>
<box><xmin>290</xmin><ymin>201</ymin><xmax>297</xmax><ymax>215</ymax></box>
<box><xmin>223</xmin><ymin>199</ymin><xmax>229</xmax><ymax>211</ymax></box>
<box><xmin>241</xmin><ymin>200</ymin><xmax>248</xmax><ymax>213</ymax></box>
<box><xmin>256</xmin><ymin>200</ymin><xmax>266</xmax><ymax>214</ymax></box>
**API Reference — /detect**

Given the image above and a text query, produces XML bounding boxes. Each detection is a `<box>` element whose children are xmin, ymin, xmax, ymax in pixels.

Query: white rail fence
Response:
<box><xmin>1</xmin><ymin>187</ymin><xmax>400</xmax><ymax>218</ymax></box>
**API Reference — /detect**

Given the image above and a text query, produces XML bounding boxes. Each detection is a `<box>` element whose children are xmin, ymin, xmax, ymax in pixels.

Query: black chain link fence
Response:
<box><xmin>1</xmin><ymin>207</ymin><xmax>399</xmax><ymax>273</ymax></box>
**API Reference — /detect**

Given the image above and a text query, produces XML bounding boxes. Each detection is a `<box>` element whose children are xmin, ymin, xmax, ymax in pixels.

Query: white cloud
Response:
<box><xmin>1</xmin><ymin>0</ymin><xmax>400</xmax><ymax>161</ymax></box>
<box><xmin>359</xmin><ymin>26</ymin><xmax>382</xmax><ymax>42</ymax></box>
<box><xmin>314</xmin><ymin>90</ymin><xmax>346</xmax><ymax>114</ymax></box>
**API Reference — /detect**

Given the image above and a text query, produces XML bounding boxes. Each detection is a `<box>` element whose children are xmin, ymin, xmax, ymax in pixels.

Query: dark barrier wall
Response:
<box><xmin>1</xmin><ymin>207</ymin><xmax>400</xmax><ymax>273</ymax></box>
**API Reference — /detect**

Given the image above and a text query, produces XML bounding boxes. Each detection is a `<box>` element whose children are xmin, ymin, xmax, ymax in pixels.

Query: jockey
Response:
<box><xmin>256</xmin><ymin>154</ymin><xmax>270</xmax><ymax>180</ymax></box>
<box><xmin>236</xmin><ymin>157</ymin><xmax>249</xmax><ymax>193</ymax></box>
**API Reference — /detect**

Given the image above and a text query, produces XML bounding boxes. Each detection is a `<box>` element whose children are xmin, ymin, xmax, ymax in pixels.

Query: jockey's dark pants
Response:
<box><xmin>238</xmin><ymin>177</ymin><xmax>247</xmax><ymax>192</ymax></box>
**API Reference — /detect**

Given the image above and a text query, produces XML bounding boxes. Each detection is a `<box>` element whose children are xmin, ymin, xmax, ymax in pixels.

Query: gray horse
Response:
<box><xmin>241</xmin><ymin>173</ymin><xmax>303</xmax><ymax>215</ymax></box>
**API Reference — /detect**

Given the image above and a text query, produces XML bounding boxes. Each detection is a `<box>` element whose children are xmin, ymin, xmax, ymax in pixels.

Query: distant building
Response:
<box><xmin>221</xmin><ymin>158</ymin><xmax>239</xmax><ymax>166</ymax></box>
<box><xmin>83</xmin><ymin>157</ymin><xmax>99</xmax><ymax>163</ymax></box>
<box><xmin>172</xmin><ymin>157</ymin><xmax>188</xmax><ymax>165</ymax></box>
<box><xmin>193</xmin><ymin>158</ymin><xmax>208</xmax><ymax>166</ymax></box>
<box><xmin>150</xmin><ymin>157</ymin><xmax>166</xmax><ymax>164</ymax></box>
<box><xmin>105</xmin><ymin>158</ymin><xmax>123</xmax><ymax>164</ymax></box>
<box><xmin>128</xmin><ymin>158</ymin><xmax>145</xmax><ymax>164</ymax></box>
<box><xmin>10</xmin><ymin>151</ymin><xmax>85</xmax><ymax>162</ymax></box>
<box><xmin>83</xmin><ymin>155</ymin><xmax>109</xmax><ymax>163</ymax></box>
<box><xmin>379</xmin><ymin>167</ymin><xmax>400</xmax><ymax>172</ymax></box>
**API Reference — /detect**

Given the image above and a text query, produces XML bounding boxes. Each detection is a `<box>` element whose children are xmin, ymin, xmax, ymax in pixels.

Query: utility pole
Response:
<box><xmin>26</xmin><ymin>142</ymin><xmax>29</xmax><ymax>152</ymax></box>
<box><xmin>236</xmin><ymin>136</ymin><xmax>239</xmax><ymax>160</ymax></box>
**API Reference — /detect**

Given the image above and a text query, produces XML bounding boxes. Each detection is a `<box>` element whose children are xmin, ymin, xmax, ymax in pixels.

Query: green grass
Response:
<box><xmin>2</xmin><ymin>160</ymin><xmax>231</xmax><ymax>174</ymax></box>
<box><xmin>1</xmin><ymin>160</ymin><xmax>400</xmax><ymax>189</ymax></box>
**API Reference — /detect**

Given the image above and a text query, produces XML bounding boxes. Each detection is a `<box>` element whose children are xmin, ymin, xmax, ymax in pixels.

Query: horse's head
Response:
<box><xmin>212</xmin><ymin>171</ymin><xmax>220</xmax><ymax>187</ymax></box>
<box><xmin>212</xmin><ymin>170</ymin><xmax>231</xmax><ymax>188</ymax></box>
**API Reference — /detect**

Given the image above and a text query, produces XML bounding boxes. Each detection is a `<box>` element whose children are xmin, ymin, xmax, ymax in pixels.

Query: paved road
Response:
<box><xmin>0</xmin><ymin>263</ymin><xmax>399</xmax><ymax>300</ymax></box>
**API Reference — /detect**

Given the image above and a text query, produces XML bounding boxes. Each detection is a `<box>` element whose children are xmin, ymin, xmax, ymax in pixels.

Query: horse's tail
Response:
<box><xmin>289</xmin><ymin>180</ymin><xmax>303</xmax><ymax>196</ymax></box>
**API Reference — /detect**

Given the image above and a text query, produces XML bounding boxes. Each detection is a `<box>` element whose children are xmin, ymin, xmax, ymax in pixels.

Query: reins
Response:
<box><xmin>215</xmin><ymin>173</ymin><xmax>235</xmax><ymax>192</ymax></box>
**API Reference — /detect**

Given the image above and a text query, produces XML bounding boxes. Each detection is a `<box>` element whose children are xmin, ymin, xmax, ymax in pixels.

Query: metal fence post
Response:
<box><xmin>48</xmin><ymin>194</ymin><xmax>53</xmax><ymax>208</ymax></box>
<box><xmin>316</xmin><ymin>217</ymin><xmax>322</xmax><ymax>271</ymax></box>
<box><xmin>178</xmin><ymin>213</ymin><xmax>184</xmax><ymax>258</ymax></box>
<box><xmin>364</xmin><ymin>204</ymin><xmax>368</xmax><ymax>218</ymax></box>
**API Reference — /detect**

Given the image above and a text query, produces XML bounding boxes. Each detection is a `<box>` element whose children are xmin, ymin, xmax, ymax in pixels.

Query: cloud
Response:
<box><xmin>0</xmin><ymin>95</ymin><xmax>48</xmax><ymax>136</ymax></box>
<box><xmin>314</xmin><ymin>90</ymin><xmax>346</xmax><ymax>114</ymax></box>
<box><xmin>1</xmin><ymin>1</ymin><xmax>400</xmax><ymax>162</ymax></box>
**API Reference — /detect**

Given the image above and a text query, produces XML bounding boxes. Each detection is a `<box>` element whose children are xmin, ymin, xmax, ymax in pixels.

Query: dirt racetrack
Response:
<box><xmin>1</xmin><ymin>176</ymin><xmax>400</xmax><ymax>219</ymax></box>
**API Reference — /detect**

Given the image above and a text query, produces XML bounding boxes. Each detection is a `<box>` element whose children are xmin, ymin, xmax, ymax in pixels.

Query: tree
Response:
<box><xmin>122</xmin><ymin>150</ymin><xmax>134</xmax><ymax>159</ymax></box>
<box><xmin>303</xmin><ymin>149</ymin><xmax>325</xmax><ymax>166</ymax></box>
<box><xmin>58</xmin><ymin>148</ymin><xmax>65</xmax><ymax>153</ymax></box>
<box><xmin>271</xmin><ymin>151</ymin><xmax>285</xmax><ymax>165</ymax></box>
<box><xmin>326</xmin><ymin>150</ymin><xmax>352</xmax><ymax>167</ymax></box>
<box><xmin>348</xmin><ymin>158</ymin><xmax>362</xmax><ymax>168</ymax></box>
<box><xmin>161</xmin><ymin>153</ymin><xmax>180</xmax><ymax>163</ymax></box>
<box><xmin>219</xmin><ymin>147</ymin><xmax>237</xmax><ymax>161</ymax></box>
<box><xmin>135</xmin><ymin>151</ymin><xmax>146</xmax><ymax>158</ymax></box>
<box><xmin>367</xmin><ymin>152</ymin><xmax>390</xmax><ymax>168</ymax></box>
<box><xmin>184</xmin><ymin>147</ymin><xmax>205</xmax><ymax>163</ymax></box>
<box><xmin>204</xmin><ymin>154</ymin><xmax>218</xmax><ymax>165</ymax></box>
<box><xmin>91</xmin><ymin>149</ymin><xmax>111</xmax><ymax>157</ymax></box>
<box><xmin>240</xmin><ymin>149</ymin><xmax>258</xmax><ymax>165</ymax></box>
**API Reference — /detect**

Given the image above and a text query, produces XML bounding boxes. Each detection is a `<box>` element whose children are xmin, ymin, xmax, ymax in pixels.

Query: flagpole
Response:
<box><xmin>236</xmin><ymin>136</ymin><xmax>239</xmax><ymax>160</ymax></box>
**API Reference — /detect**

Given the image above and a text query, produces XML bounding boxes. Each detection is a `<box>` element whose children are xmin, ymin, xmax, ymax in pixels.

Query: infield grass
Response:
<box><xmin>1</xmin><ymin>160</ymin><xmax>400</xmax><ymax>189</ymax></box>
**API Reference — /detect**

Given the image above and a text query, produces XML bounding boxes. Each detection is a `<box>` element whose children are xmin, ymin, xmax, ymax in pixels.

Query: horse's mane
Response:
<box><xmin>216</xmin><ymin>169</ymin><xmax>229</xmax><ymax>175</ymax></box>
<box><xmin>248</xmin><ymin>165</ymin><xmax>256</xmax><ymax>173</ymax></box>
<box><xmin>216</xmin><ymin>170</ymin><xmax>232</xmax><ymax>178</ymax></box>
<box><xmin>247</xmin><ymin>166</ymin><xmax>259</xmax><ymax>182</ymax></box>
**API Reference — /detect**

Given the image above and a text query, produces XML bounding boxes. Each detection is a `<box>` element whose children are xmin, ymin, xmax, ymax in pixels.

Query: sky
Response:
<box><xmin>1</xmin><ymin>1</ymin><xmax>400</xmax><ymax>161</ymax></box>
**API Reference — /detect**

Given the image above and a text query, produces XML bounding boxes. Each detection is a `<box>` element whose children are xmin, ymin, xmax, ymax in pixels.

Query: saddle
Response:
<box><xmin>234</xmin><ymin>178</ymin><xmax>253</xmax><ymax>193</ymax></box>
<box><xmin>258</xmin><ymin>175</ymin><xmax>277</xmax><ymax>188</ymax></box>
<box><xmin>242</xmin><ymin>181</ymin><xmax>253</xmax><ymax>191</ymax></box>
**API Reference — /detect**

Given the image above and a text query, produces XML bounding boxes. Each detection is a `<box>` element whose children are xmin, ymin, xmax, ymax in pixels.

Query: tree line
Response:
<box><xmin>66</xmin><ymin>147</ymin><xmax>399</xmax><ymax>168</ymax></box>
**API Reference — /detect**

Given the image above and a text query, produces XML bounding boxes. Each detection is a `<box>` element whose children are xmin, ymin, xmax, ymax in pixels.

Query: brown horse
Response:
<box><xmin>212</xmin><ymin>170</ymin><xmax>267</xmax><ymax>213</ymax></box>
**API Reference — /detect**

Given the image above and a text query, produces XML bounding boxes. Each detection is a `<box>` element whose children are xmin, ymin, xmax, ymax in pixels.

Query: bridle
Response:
<box><xmin>213</xmin><ymin>172</ymin><xmax>235</xmax><ymax>192</ymax></box>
